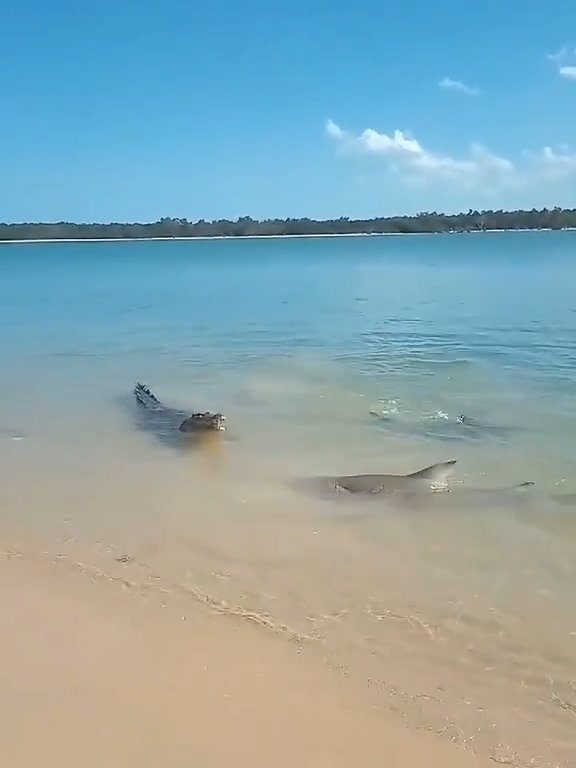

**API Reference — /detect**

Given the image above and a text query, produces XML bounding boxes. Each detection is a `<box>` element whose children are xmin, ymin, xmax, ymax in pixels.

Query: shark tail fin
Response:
<box><xmin>407</xmin><ymin>460</ymin><xmax>457</xmax><ymax>483</ymax></box>
<box><xmin>134</xmin><ymin>382</ymin><xmax>161</xmax><ymax>408</ymax></box>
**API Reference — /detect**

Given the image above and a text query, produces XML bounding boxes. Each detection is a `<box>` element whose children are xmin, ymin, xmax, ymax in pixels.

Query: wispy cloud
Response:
<box><xmin>325</xmin><ymin>119</ymin><xmax>346</xmax><ymax>140</ymax></box>
<box><xmin>547</xmin><ymin>46</ymin><xmax>573</xmax><ymax>62</ymax></box>
<box><xmin>325</xmin><ymin>120</ymin><xmax>512</xmax><ymax>184</ymax></box>
<box><xmin>548</xmin><ymin>46</ymin><xmax>576</xmax><ymax>80</ymax></box>
<box><xmin>438</xmin><ymin>77</ymin><xmax>480</xmax><ymax>96</ymax></box>
<box><xmin>528</xmin><ymin>146</ymin><xmax>576</xmax><ymax>178</ymax></box>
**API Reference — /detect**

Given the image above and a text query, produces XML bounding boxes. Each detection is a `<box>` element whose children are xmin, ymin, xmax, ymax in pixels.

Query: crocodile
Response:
<box><xmin>133</xmin><ymin>382</ymin><xmax>225</xmax><ymax>446</ymax></box>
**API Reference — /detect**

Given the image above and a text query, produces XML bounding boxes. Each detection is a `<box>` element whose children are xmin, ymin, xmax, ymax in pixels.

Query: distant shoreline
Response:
<box><xmin>1</xmin><ymin>207</ymin><xmax>575</xmax><ymax>243</ymax></box>
<box><xmin>1</xmin><ymin>228</ymin><xmax>575</xmax><ymax>245</ymax></box>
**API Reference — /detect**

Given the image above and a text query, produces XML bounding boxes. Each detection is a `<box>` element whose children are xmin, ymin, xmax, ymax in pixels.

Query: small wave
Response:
<box><xmin>0</xmin><ymin>427</ymin><xmax>25</xmax><ymax>441</ymax></box>
<box><xmin>426</xmin><ymin>410</ymin><xmax>450</xmax><ymax>420</ymax></box>
<box><xmin>405</xmin><ymin>357</ymin><xmax>474</xmax><ymax>368</ymax></box>
<box><xmin>1</xmin><ymin>546</ymin><xmax>313</xmax><ymax>645</ymax></box>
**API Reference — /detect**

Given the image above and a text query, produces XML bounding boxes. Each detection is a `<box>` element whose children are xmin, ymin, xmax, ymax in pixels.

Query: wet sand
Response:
<box><xmin>1</xmin><ymin>402</ymin><xmax>575</xmax><ymax>768</ymax></box>
<box><xmin>0</xmin><ymin>543</ymin><xmax>492</xmax><ymax>768</ymax></box>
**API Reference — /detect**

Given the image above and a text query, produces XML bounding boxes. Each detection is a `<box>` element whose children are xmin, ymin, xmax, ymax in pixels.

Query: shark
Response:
<box><xmin>298</xmin><ymin>459</ymin><xmax>576</xmax><ymax>509</ymax></box>
<box><xmin>298</xmin><ymin>460</ymin><xmax>539</xmax><ymax>501</ymax></box>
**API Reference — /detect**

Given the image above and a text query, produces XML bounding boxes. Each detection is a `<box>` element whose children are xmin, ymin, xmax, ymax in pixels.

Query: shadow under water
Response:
<box><xmin>369</xmin><ymin>411</ymin><xmax>524</xmax><ymax>443</ymax></box>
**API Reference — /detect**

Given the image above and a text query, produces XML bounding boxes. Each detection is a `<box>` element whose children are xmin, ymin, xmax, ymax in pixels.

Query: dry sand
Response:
<box><xmin>0</xmin><ymin>545</ymin><xmax>492</xmax><ymax>768</ymax></box>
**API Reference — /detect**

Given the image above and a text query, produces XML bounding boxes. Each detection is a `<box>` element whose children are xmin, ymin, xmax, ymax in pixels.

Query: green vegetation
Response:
<box><xmin>1</xmin><ymin>208</ymin><xmax>575</xmax><ymax>241</ymax></box>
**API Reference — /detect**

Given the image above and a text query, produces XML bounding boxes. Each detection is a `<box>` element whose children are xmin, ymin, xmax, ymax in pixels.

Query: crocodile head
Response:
<box><xmin>179</xmin><ymin>412</ymin><xmax>226</xmax><ymax>433</ymax></box>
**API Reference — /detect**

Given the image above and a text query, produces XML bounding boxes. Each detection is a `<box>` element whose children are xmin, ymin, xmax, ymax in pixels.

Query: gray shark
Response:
<box><xmin>299</xmin><ymin>460</ymin><xmax>537</xmax><ymax>500</ymax></box>
<box><xmin>329</xmin><ymin>459</ymin><xmax>459</xmax><ymax>494</ymax></box>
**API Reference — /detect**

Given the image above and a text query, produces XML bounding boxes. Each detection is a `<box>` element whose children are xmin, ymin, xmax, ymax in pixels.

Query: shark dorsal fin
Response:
<box><xmin>406</xmin><ymin>460</ymin><xmax>457</xmax><ymax>483</ymax></box>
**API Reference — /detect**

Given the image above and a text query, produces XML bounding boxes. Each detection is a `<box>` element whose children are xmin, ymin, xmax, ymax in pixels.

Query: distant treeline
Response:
<box><xmin>1</xmin><ymin>208</ymin><xmax>575</xmax><ymax>241</ymax></box>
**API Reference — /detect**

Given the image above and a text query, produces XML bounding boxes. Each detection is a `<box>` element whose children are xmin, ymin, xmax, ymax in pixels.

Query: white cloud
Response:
<box><xmin>559</xmin><ymin>65</ymin><xmax>576</xmax><ymax>80</ymax></box>
<box><xmin>438</xmin><ymin>77</ymin><xmax>480</xmax><ymax>96</ymax></box>
<box><xmin>326</xmin><ymin>119</ymin><xmax>346</xmax><ymax>139</ymax></box>
<box><xmin>548</xmin><ymin>46</ymin><xmax>576</xmax><ymax>80</ymax></box>
<box><xmin>325</xmin><ymin>120</ymin><xmax>513</xmax><ymax>184</ymax></box>
<box><xmin>355</xmin><ymin>128</ymin><xmax>423</xmax><ymax>157</ymax></box>
<box><xmin>529</xmin><ymin>146</ymin><xmax>576</xmax><ymax>178</ymax></box>
<box><xmin>326</xmin><ymin>121</ymin><xmax>576</xmax><ymax>207</ymax></box>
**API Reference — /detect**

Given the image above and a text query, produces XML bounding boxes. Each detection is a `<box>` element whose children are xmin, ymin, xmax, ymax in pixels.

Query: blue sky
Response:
<box><xmin>1</xmin><ymin>0</ymin><xmax>575</xmax><ymax>222</ymax></box>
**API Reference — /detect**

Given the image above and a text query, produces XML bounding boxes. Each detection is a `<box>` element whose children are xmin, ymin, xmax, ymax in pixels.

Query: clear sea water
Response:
<box><xmin>1</xmin><ymin>232</ymin><xmax>575</xmax><ymax>767</ymax></box>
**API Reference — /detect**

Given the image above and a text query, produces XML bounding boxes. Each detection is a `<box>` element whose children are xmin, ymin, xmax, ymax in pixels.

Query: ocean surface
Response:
<box><xmin>1</xmin><ymin>232</ymin><xmax>575</xmax><ymax>767</ymax></box>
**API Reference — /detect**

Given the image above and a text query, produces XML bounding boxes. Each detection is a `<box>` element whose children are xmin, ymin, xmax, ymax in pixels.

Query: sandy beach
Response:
<box><xmin>0</xmin><ymin>540</ymin><xmax>493</xmax><ymax>768</ymax></box>
<box><xmin>2</xmin><ymin>227</ymin><xmax>571</xmax><ymax>245</ymax></box>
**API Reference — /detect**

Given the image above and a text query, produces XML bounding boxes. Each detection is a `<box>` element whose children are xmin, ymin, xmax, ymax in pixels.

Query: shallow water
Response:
<box><xmin>0</xmin><ymin>232</ymin><xmax>575</xmax><ymax>766</ymax></box>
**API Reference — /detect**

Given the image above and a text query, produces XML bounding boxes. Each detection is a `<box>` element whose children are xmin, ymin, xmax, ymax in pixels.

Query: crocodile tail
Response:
<box><xmin>134</xmin><ymin>382</ymin><xmax>161</xmax><ymax>408</ymax></box>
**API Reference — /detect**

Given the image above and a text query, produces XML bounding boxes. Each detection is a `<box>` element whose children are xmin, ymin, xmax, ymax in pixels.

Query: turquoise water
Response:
<box><xmin>1</xmin><ymin>232</ymin><xmax>575</xmax><ymax>485</ymax></box>
<box><xmin>1</xmin><ymin>232</ymin><xmax>575</xmax><ymax>767</ymax></box>
<box><xmin>1</xmin><ymin>232</ymin><xmax>575</xmax><ymax>374</ymax></box>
